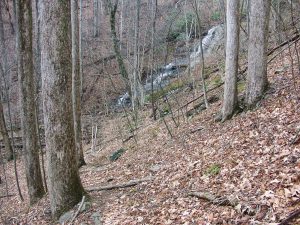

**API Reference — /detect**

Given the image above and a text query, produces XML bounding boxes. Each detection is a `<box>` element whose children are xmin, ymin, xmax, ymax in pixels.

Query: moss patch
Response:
<box><xmin>205</xmin><ymin>164</ymin><xmax>221</xmax><ymax>176</ymax></box>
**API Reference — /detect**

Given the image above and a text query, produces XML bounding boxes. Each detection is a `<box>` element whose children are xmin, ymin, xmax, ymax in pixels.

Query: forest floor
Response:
<box><xmin>1</xmin><ymin>46</ymin><xmax>300</xmax><ymax>225</ymax></box>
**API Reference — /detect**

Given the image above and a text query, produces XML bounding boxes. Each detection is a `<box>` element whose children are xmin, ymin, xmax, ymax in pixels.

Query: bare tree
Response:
<box><xmin>246</xmin><ymin>0</ymin><xmax>271</xmax><ymax>107</ymax></box>
<box><xmin>107</xmin><ymin>0</ymin><xmax>131</xmax><ymax>94</ymax></box>
<box><xmin>41</xmin><ymin>0</ymin><xmax>84</xmax><ymax>218</ymax></box>
<box><xmin>16</xmin><ymin>0</ymin><xmax>45</xmax><ymax>204</ymax></box>
<box><xmin>0</xmin><ymin>0</ymin><xmax>24</xmax><ymax>202</ymax></box>
<box><xmin>150</xmin><ymin>0</ymin><xmax>158</xmax><ymax>120</ymax></box>
<box><xmin>193</xmin><ymin>0</ymin><xmax>209</xmax><ymax>108</ymax></box>
<box><xmin>71</xmin><ymin>0</ymin><xmax>86</xmax><ymax>167</ymax></box>
<box><xmin>132</xmin><ymin>0</ymin><xmax>143</xmax><ymax>110</ymax></box>
<box><xmin>222</xmin><ymin>0</ymin><xmax>240</xmax><ymax>121</ymax></box>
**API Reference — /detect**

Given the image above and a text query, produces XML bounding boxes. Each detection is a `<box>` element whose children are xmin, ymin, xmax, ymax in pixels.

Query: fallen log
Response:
<box><xmin>176</xmin><ymin>82</ymin><xmax>224</xmax><ymax>111</ymax></box>
<box><xmin>87</xmin><ymin>177</ymin><xmax>152</xmax><ymax>192</ymax></box>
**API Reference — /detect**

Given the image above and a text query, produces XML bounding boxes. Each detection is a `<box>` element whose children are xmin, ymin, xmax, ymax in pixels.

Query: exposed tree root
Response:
<box><xmin>87</xmin><ymin>177</ymin><xmax>153</xmax><ymax>192</ymax></box>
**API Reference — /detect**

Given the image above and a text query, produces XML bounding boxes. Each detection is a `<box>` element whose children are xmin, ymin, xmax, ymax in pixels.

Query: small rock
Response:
<box><xmin>80</xmin><ymin>201</ymin><xmax>91</xmax><ymax>212</ymax></box>
<box><xmin>149</xmin><ymin>164</ymin><xmax>161</xmax><ymax>173</ymax></box>
<box><xmin>59</xmin><ymin>211</ymin><xmax>73</xmax><ymax>224</ymax></box>
<box><xmin>91</xmin><ymin>212</ymin><xmax>102</xmax><ymax>225</ymax></box>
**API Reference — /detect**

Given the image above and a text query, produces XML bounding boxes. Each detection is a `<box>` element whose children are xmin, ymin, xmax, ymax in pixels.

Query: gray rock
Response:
<box><xmin>149</xmin><ymin>164</ymin><xmax>161</xmax><ymax>173</ymax></box>
<box><xmin>59</xmin><ymin>211</ymin><xmax>73</xmax><ymax>224</ymax></box>
<box><xmin>80</xmin><ymin>201</ymin><xmax>92</xmax><ymax>212</ymax></box>
<box><xmin>91</xmin><ymin>212</ymin><xmax>102</xmax><ymax>225</ymax></box>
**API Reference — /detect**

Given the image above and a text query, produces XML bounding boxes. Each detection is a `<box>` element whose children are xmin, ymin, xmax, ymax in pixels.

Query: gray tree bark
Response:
<box><xmin>33</xmin><ymin>0</ymin><xmax>48</xmax><ymax>193</ymax></box>
<box><xmin>150</xmin><ymin>0</ymin><xmax>157</xmax><ymax>120</ymax></box>
<box><xmin>0</xmin><ymin>100</ymin><xmax>13</xmax><ymax>160</ymax></box>
<box><xmin>222</xmin><ymin>0</ymin><xmax>240</xmax><ymax>121</ymax></box>
<box><xmin>246</xmin><ymin>0</ymin><xmax>271</xmax><ymax>107</ymax></box>
<box><xmin>71</xmin><ymin>0</ymin><xmax>86</xmax><ymax>167</ymax></box>
<box><xmin>40</xmin><ymin>0</ymin><xmax>84</xmax><ymax>218</ymax></box>
<box><xmin>0</xmin><ymin>0</ymin><xmax>8</xmax><ymax>77</ymax></box>
<box><xmin>93</xmin><ymin>0</ymin><xmax>100</xmax><ymax>37</ymax></box>
<box><xmin>79</xmin><ymin>0</ymin><xmax>83</xmax><ymax>92</ymax></box>
<box><xmin>132</xmin><ymin>0</ymin><xmax>143</xmax><ymax>109</ymax></box>
<box><xmin>16</xmin><ymin>0</ymin><xmax>45</xmax><ymax>204</ymax></box>
<box><xmin>0</xmin><ymin>0</ymin><xmax>13</xmax><ymax>161</ymax></box>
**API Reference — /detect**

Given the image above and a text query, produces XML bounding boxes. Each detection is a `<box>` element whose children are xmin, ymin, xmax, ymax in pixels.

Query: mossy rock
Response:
<box><xmin>145</xmin><ymin>80</ymin><xmax>185</xmax><ymax>103</ymax></box>
<box><xmin>109</xmin><ymin>148</ymin><xmax>126</xmax><ymax>162</ymax></box>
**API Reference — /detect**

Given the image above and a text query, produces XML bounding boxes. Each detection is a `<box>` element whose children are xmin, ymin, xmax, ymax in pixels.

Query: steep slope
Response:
<box><xmin>1</xmin><ymin>39</ymin><xmax>299</xmax><ymax>225</ymax></box>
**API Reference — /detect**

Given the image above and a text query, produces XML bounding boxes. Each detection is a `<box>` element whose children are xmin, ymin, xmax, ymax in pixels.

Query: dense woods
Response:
<box><xmin>0</xmin><ymin>0</ymin><xmax>300</xmax><ymax>224</ymax></box>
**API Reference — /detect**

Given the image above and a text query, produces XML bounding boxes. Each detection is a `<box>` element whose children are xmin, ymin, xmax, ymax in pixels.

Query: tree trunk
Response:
<box><xmin>193</xmin><ymin>0</ymin><xmax>209</xmax><ymax>108</ymax></box>
<box><xmin>222</xmin><ymin>0</ymin><xmax>240</xmax><ymax>121</ymax></box>
<box><xmin>40</xmin><ymin>0</ymin><xmax>84</xmax><ymax>219</ymax></box>
<box><xmin>132</xmin><ymin>0</ymin><xmax>142</xmax><ymax>109</ymax></box>
<box><xmin>0</xmin><ymin>101</ymin><xmax>13</xmax><ymax>161</ymax></box>
<box><xmin>0</xmin><ymin>1</ymin><xmax>13</xmax><ymax>161</ymax></box>
<box><xmin>16</xmin><ymin>0</ymin><xmax>45</xmax><ymax>204</ymax></box>
<box><xmin>71</xmin><ymin>0</ymin><xmax>86</xmax><ymax>167</ymax></box>
<box><xmin>33</xmin><ymin>0</ymin><xmax>48</xmax><ymax>193</ymax></box>
<box><xmin>246</xmin><ymin>0</ymin><xmax>271</xmax><ymax>107</ymax></box>
<box><xmin>93</xmin><ymin>0</ymin><xmax>99</xmax><ymax>37</ymax></box>
<box><xmin>150</xmin><ymin>0</ymin><xmax>157</xmax><ymax>120</ymax></box>
<box><xmin>0</xmin><ymin>0</ymin><xmax>8</xmax><ymax>76</ymax></box>
<box><xmin>79</xmin><ymin>0</ymin><xmax>83</xmax><ymax>92</ymax></box>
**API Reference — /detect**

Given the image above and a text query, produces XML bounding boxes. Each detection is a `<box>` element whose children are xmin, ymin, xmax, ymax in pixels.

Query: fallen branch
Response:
<box><xmin>268</xmin><ymin>36</ymin><xmax>300</xmax><ymax>64</ymax></box>
<box><xmin>190</xmin><ymin>126</ymin><xmax>204</xmax><ymax>134</ymax></box>
<box><xmin>177</xmin><ymin>82</ymin><xmax>224</xmax><ymax>111</ymax></box>
<box><xmin>0</xmin><ymin>194</ymin><xmax>15</xmax><ymax>199</ymax></box>
<box><xmin>267</xmin><ymin>33</ymin><xmax>300</xmax><ymax>56</ymax></box>
<box><xmin>70</xmin><ymin>196</ymin><xmax>86</xmax><ymax>224</ymax></box>
<box><xmin>87</xmin><ymin>177</ymin><xmax>152</xmax><ymax>192</ymax></box>
<box><xmin>188</xmin><ymin>191</ymin><xmax>237</xmax><ymax>207</ymax></box>
<box><xmin>278</xmin><ymin>209</ymin><xmax>300</xmax><ymax>225</ymax></box>
<box><xmin>122</xmin><ymin>135</ymin><xmax>134</xmax><ymax>143</ymax></box>
<box><xmin>289</xmin><ymin>129</ymin><xmax>300</xmax><ymax>145</ymax></box>
<box><xmin>188</xmin><ymin>191</ymin><xmax>257</xmax><ymax>216</ymax></box>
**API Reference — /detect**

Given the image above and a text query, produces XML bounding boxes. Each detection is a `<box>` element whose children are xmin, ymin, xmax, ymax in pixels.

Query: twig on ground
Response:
<box><xmin>87</xmin><ymin>177</ymin><xmax>153</xmax><ymax>192</ymax></box>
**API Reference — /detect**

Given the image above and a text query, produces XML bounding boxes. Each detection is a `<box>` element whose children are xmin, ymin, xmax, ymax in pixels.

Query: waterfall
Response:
<box><xmin>116</xmin><ymin>25</ymin><xmax>224</xmax><ymax>107</ymax></box>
